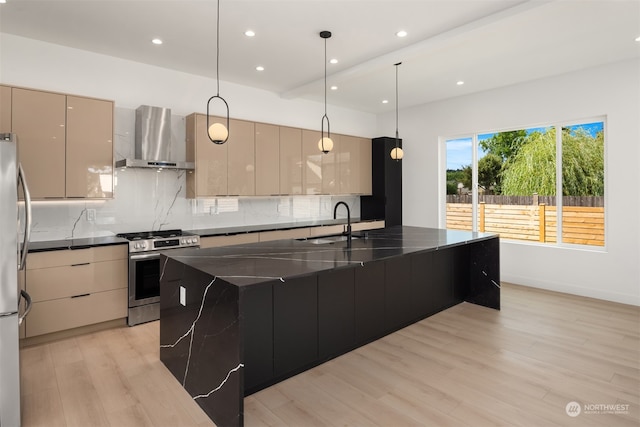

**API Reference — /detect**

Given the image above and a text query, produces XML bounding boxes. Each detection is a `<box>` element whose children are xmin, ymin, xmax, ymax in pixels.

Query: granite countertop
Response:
<box><xmin>164</xmin><ymin>225</ymin><xmax>498</xmax><ymax>287</ymax></box>
<box><xmin>26</xmin><ymin>218</ymin><xmax>383</xmax><ymax>252</ymax></box>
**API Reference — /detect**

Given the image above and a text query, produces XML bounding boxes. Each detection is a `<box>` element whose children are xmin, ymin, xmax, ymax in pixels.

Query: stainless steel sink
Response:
<box><xmin>298</xmin><ymin>235</ymin><xmax>358</xmax><ymax>245</ymax></box>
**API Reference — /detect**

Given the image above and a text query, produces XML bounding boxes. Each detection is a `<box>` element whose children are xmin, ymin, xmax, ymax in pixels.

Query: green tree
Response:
<box><xmin>479</xmin><ymin>130</ymin><xmax>529</xmax><ymax>162</ymax></box>
<box><xmin>478</xmin><ymin>153</ymin><xmax>503</xmax><ymax>194</ymax></box>
<box><xmin>500</xmin><ymin>127</ymin><xmax>604</xmax><ymax>197</ymax></box>
<box><xmin>446</xmin><ymin>169</ymin><xmax>467</xmax><ymax>194</ymax></box>
<box><xmin>501</xmin><ymin>129</ymin><xmax>556</xmax><ymax>196</ymax></box>
<box><xmin>562</xmin><ymin>128</ymin><xmax>604</xmax><ymax>196</ymax></box>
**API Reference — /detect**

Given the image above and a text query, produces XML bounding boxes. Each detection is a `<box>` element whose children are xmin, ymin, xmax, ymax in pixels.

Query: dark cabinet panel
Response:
<box><xmin>468</xmin><ymin>239</ymin><xmax>500</xmax><ymax>309</ymax></box>
<box><xmin>384</xmin><ymin>256</ymin><xmax>413</xmax><ymax>330</ymax></box>
<box><xmin>273</xmin><ymin>275</ymin><xmax>318</xmax><ymax>377</ymax></box>
<box><xmin>242</xmin><ymin>283</ymin><xmax>273</xmax><ymax>392</ymax></box>
<box><xmin>410</xmin><ymin>252</ymin><xmax>437</xmax><ymax>318</ymax></box>
<box><xmin>452</xmin><ymin>245</ymin><xmax>470</xmax><ymax>304</ymax></box>
<box><xmin>318</xmin><ymin>269</ymin><xmax>355</xmax><ymax>360</ymax></box>
<box><xmin>431</xmin><ymin>249</ymin><xmax>457</xmax><ymax>311</ymax></box>
<box><xmin>361</xmin><ymin>137</ymin><xmax>402</xmax><ymax>226</ymax></box>
<box><xmin>355</xmin><ymin>261</ymin><xmax>386</xmax><ymax>344</ymax></box>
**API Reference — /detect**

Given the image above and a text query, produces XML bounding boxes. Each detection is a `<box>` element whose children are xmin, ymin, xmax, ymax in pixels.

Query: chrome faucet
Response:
<box><xmin>333</xmin><ymin>201</ymin><xmax>352</xmax><ymax>246</ymax></box>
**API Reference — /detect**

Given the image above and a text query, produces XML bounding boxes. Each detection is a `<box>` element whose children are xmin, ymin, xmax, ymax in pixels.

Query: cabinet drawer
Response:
<box><xmin>26</xmin><ymin>288</ymin><xmax>127</xmax><ymax>337</ymax></box>
<box><xmin>28</xmin><ymin>245</ymin><xmax>127</xmax><ymax>269</ymax></box>
<box><xmin>200</xmin><ymin>233</ymin><xmax>260</xmax><ymax>248</ymax></box>
<box><xmin>309</xmin><ymin>224</ymin><xmax>345</xmax><ymax>237</ymax></box>
<box><xmin>352</xmin><ymin>220</ymin><xmax>385</xmax><ymax>232</ymax></box>
<box><xmin>258</xmin><ymin>228</ymin><xmax>310</xmax><ymax>242</ymax></box>
<box><xmin>27</xmin><ymin>259</ymin><xmax>127</xmax><ymax>302</ymax></box>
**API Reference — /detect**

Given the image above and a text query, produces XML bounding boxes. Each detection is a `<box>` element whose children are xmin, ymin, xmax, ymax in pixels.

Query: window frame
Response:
<box><xmin>441</xmin><ymin>116</ymin><xmax>607</xmax><ymax>251</ymax></box>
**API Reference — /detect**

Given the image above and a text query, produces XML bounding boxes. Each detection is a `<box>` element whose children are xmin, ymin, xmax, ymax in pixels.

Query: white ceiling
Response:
<box><xmin>1</xmin><ymin>0</ymin><xmax>639</xmax><ymax>114</ymax></box>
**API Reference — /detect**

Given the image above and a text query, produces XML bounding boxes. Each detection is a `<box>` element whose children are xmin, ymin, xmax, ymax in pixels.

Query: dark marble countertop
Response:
<box><xmin>26</xmin><ymin>218</ymin><xmax>382</xmax><ymax>252</ymax></box>
<box><xmin>188</xmin><ymin>217</ymin><xmax>378</xmax><ymax>237</ymax></box>
<box><xmin>27</xmin><ymin>236</ymin><xmax>129</xmax><ymax>252</ymax></box>
<box><xmin>164</xmin><ymin>226</ymin><xmax>498</xmax><ymax>287</ymax></box>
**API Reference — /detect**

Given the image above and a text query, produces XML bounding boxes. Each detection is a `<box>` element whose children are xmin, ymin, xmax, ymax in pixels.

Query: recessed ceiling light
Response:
<box><xmin>396</xmin><ymin>30</ymin><xmax>408</xmax><ymax>38</ymax></box>
<box><xmin>329</xmin><ymin>58</ymin><xmax>338</xmax><ymax>64</ymax></box>
<box><xmin>0</xmin><ymin>1</ymin><xmax>7</xmax><ymax>4</ymax></box>
<box><xmin>151</xmin><ymin>38</ymin><xmax>163</xmax><ymax>45</ymax></box>
<box><xmin>245</xmin><ymin>30</ymin><xmax>255</xmax><ymax>37</ymax></box>
<box><xmin>255</xmin><ymin>66</ymin><xmax>264</xmax><ymax>71</ymax></box>
<box><xmin>457</xmin><ymin>81</ymin><xmax>465</xmax><ymax>86</ymax></box>
<box><xmin>636</xmin><ymin>36</ymin><xmax>640</xmax><ymax>42</ymax></box>
<box><xmin>330</xmin><ymin>86</ymin><xmax>338</xmax><ymax>91</ymax></box>
<box><xmin>382</xmin><ymin>100</ymin><xmax>389</xmax><ymax>104</ymax></box>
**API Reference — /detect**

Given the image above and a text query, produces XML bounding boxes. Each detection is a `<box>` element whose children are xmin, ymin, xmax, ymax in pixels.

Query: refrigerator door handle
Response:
<box><xmin>19</xmin><ymin>289</ymin><xmax>32</xmax><ymax>325</ymax></box>
<box><xmin>18</xmin><ymin>162</ymin><xmax>32</xmax><ymax>271</ymax></box>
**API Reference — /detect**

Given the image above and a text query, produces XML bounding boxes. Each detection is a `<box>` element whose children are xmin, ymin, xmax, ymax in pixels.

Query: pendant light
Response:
<box><xmin>318</xmin><ymin>31</ymin><xmax>334</xmax><ymax>154</ymax></box>
<box><xmin>206</xmin><ymin>0</ymin><xmax>230</xmax><ymax>144</ymax></box>
<box><xmin>390</xmin><ymin>62</ymin><xmax>404</xmax><ymax>160</ymax></box>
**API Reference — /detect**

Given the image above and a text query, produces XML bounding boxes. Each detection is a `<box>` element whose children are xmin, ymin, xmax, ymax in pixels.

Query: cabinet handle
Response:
<box><xmin>71</xmin><ymin>293</ymin><xmax>91</xmax><ymax>298</ymax></box>
<box><xmin>71</xmin><ymin>262</ymin><xmax>90</xmax><ymax>267</ymax></box>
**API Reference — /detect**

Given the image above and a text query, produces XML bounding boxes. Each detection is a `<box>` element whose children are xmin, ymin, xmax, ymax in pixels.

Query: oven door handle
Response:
<box><xmin>130</xmin><ymin>252</ymin><xmax>162</xmax><ymax>261</ymax></box>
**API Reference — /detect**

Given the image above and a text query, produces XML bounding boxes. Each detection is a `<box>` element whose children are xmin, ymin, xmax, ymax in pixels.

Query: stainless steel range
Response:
<box><xmin>117</xmin><ymin>229</ymin><xmax>200</xmax><ymax>326</ymax></box>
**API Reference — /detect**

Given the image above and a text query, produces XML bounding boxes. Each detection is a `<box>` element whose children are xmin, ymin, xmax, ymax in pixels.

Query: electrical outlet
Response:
<box><xmin>180</xmin><ymin>286</ymin><xmax>186</xmax><ymax>306</ymax></box>
<box><xmin>86</xmin><ymin>209</ymin><xmax>96</xmax><ymax>222</ymax></box>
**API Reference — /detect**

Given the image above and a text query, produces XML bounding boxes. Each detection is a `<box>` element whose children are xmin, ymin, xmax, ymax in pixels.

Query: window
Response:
<box><xmin>445</xmin><ymin>119</ymin><xmax>605</xmax><ymax>247</ymax></box>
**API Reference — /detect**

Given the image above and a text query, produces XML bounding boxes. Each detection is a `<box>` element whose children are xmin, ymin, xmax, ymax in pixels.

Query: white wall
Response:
<box><xmin>378</xmin><ymin>59</ymin><xmax>640</xmax><ymax>305</ymax></box>
<box><xmin>0</xmin><ymin>34</ymin><xmax>376</xmax><ymax>137</ymax></box>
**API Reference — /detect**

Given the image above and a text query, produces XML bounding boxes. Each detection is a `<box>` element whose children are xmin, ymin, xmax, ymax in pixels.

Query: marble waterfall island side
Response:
<box><xmin>159</xmin><ymin>226</ymin><xmax>500</xmax><ymax>427</ymax></box>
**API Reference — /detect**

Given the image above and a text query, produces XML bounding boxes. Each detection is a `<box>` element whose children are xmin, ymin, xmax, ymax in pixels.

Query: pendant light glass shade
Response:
<box><xmin>390</xmin><ymin>62</ymin><xmax>404</xmax><ymax>160</ymax></box>
<box><xmin>318</xmin><ymin>31</ymin><xmax>333</xmax><ymax>154</ymax></box>
<box><xmin>206</xmin><ymin>0</ymin><xmax>230</xmax><ymax>145</ymax></box>
<box><xmin>390</xmin><ymin>146</ymin><xmax>404</xmax><ymax>160</ymax></box>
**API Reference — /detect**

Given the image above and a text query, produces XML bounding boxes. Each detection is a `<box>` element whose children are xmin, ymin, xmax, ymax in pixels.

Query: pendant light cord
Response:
<box><xmin>216</xmin><ymin>0</ymin><xmax>221</xmax><ymax>97</ymax></box>
<box><xmin>324</xmin><ymin>37</ymin><xmax>328</xmax><ymax>116</ymax></box>
<box><xmin>395</xmin><ymin>62</ymin><xmax>399</xmax><ymax>139</ymax></box>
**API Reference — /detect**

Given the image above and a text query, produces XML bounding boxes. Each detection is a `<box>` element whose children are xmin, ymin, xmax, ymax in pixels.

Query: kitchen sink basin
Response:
<box><xmin>298</xmin><ymin>235</ymin><xmax>359</xmax><ymax>245</ymax></box>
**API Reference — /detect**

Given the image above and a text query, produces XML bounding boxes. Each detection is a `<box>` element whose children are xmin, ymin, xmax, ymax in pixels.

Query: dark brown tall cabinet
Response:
<box><xmin>361</xmin><ymin>136</ymin><xmax>402</xmax><ymax>226</ymax></box>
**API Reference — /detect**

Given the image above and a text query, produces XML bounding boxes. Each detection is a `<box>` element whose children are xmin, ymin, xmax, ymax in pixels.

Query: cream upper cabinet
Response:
<box><xmin>338</xmin><ymin>135</ymin><xmax>372</xmax><ymax>195</ymax></box>
<box><xmin>227</xmin><ymin>119</ymin><xmax>255</xmax><ymax>196</ymax></box>
<box><xmin>279</xmin><ymin>126</ymin><xmax>302</xmax><ymax>195</ymax></box>
<box><xmin>0</xmin><ymin>85</ymin><xmax>11</xmax><ymax>133</ymax></box>
<box><xmin>65</xmin><ymin>96</ymin><xmax>114</xmax><ymax>198</ymax></box>
<box><xmin>255</xmin><ymin>123</ymin><xmax>280</xmax><ymax>196</ymax></box>
<box><xmin>186</xmin><ymin>113</ymin><xmax>228</xmax><ymax>197</ymax></box>
<box><xmin>11</xmin><ymin>88</ymin><xmax>66</xmax><ymax>199</ymax></box>
<box><xmin>301</xmin><ymin>130</ymin><xmax>324</xmax><ymax>195</ymax></box>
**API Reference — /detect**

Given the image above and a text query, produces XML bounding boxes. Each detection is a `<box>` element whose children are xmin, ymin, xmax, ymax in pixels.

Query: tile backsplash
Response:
<box><xmin>26</xmin><ymin>107</ymin><xmax>360</xmax><ymax>242</ymax></box>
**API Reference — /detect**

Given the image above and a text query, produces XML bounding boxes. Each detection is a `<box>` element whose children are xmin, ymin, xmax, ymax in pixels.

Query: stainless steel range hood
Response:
<box><xmin>116</xmin><ymin>105</ymin><xmax>194</xmax><ymax>170</ymax></box>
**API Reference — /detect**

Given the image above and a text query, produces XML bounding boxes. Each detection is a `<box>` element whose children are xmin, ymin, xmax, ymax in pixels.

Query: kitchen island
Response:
<box><xmin>159</xmin><ymin>226</ymin><xmax>500</xmax><ymax>427</ymax></box>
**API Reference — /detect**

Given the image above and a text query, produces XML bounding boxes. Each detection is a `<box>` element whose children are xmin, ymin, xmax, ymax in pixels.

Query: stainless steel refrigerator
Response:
<box><xmin>0</xmin><ymin>133</ymin><xmax>32</xmax><ymax>427</ymax></box>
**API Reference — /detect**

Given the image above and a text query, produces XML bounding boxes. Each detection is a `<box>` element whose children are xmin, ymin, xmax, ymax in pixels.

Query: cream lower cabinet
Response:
<box><xmin>200</xmin><ymin>233</ymin><xmax>260</xmax><ymax>248</ymax></box>
<box><xmin>258</xmin><ymin>228</ymin><xmax>310</xmax><ymax>242</ymax></box>
<box><xmin>25</xmin><ymin>245</ymin><xmax>128</xmax><ymax>337</ymax></box>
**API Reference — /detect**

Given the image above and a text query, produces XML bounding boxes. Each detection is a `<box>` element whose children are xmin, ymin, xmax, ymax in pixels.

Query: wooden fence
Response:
<box><xmin>446</xmin><ymin>202</ymin><xmax>604</xmax><ymax>246</ymax></box>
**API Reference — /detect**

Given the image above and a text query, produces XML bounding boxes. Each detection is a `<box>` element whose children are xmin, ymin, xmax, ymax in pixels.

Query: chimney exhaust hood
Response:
<box><xmin>116</xmin><ymin>105</ymin><xmax>194</xmax><ymax>170</ymax></box>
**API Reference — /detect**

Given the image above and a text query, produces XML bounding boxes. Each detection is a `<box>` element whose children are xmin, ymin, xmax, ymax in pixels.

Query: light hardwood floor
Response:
<box><xmin>21</xmin><ymin>283</ymin><xmax>639</xmax><ymax>427</ymax></box>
